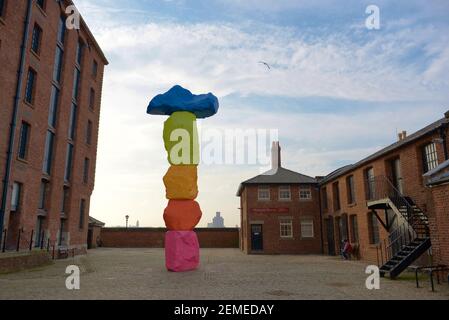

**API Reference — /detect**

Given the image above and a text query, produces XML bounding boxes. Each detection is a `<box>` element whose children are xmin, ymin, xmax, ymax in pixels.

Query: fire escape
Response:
<box><xmin>366</xmin><ymin>176</ymin><xmax>431</xmax><ymax>279</ymax></box>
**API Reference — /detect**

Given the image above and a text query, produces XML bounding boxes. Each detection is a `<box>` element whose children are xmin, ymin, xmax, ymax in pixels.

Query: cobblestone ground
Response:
<box><xmin>0</xmin><ymin>248</ymin><xmax>448</xmax><ymax>300</ymax></box>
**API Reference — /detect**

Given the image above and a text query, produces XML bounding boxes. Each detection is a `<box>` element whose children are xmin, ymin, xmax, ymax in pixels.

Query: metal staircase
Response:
<box><xmin>367</xmin><ymin>176</ymin><xmax>431</xmax><ymax>279</ymax></box>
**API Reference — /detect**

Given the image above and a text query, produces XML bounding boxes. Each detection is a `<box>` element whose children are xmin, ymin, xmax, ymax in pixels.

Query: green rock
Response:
<box><xmin>163</xmin><ymin>111</ymin><xmax>199</xmax><ymax>165</ymax></box>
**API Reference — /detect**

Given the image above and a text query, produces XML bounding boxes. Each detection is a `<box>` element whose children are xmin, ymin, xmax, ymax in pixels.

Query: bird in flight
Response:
<box><xmin>258</xmin><ymin>61</ymin><xmax>271</xmax><ymax>70</ymax></box>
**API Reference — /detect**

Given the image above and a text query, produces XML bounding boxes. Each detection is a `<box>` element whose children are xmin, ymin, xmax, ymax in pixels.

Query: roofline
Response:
<box><xmin>318</xmin><ymin>117</ymin><xmax>448</xmax><ymax>186</ymax></box>
<box><xmin>237</xmin><ymin>180</ymin><xmax>318</xmax><ymax>197</ymax></box>
<box><xmin>66</xmin><ymin>0</ymin><xmax>109</xmax><ymax>65</ymax></box>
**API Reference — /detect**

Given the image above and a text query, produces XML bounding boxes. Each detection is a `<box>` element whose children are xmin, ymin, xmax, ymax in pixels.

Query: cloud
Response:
<box><xmin>78</xmin><ymin>0</ymin><xmax>449</xmax><ymax>227</ymax></box>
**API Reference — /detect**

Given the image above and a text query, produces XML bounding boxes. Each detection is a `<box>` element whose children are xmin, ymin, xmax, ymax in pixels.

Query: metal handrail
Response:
<box><xmin>370</xmin><ymin>176</ymin><xmax>430</xmax><ymax>267</ymax></box>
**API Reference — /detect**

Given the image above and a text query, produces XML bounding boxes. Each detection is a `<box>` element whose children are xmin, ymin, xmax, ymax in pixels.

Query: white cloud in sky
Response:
<box><xmin>75</xmin><ymin>0</ymin><xmax>449</xmax><ymax>227</ymax></box>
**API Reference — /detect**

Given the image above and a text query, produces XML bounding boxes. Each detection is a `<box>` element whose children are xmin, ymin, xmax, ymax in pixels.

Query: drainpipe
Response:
<box><xmin>439</xmin><ymin>124</ymin><xmax>448</xmax><ymax>161</ymax></box>
<box><xmin>317</xmin><ymin>184</ymin><xmax>324</xmax><ymax>254</ymax></box>
<box><xmin>0</xmin><ymin>0</ymin><xmax>33</xmax><ymax>245</ymax></box>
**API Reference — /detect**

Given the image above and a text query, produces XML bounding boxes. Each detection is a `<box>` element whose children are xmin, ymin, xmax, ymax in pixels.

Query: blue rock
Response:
<box><xmin>147</xmin><ymin>85</ymin><xmax>219</xmax><ymax>119</ymax></box>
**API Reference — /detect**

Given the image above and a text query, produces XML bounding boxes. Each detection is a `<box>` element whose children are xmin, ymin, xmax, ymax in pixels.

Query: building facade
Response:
<box><xmin>237</xmin><ymin>142</ymin><xmax>322</xmax><ymax>255</ymax></box>
<box><xmin>0</xmin><ymin>0</ymin><xmax>107</xmax><ymax>254</ymax></box>
<box><xmin>237</xmin><ymin>112</ymin><xmax>449</xmax><ymax>276</ymax></box>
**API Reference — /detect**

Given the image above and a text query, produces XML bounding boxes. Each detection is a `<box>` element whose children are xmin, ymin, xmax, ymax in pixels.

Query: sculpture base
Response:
<box><xmin>165</xmin><ymin>231</ymin><xmax>200</xmax><ymax>272</ymax></box>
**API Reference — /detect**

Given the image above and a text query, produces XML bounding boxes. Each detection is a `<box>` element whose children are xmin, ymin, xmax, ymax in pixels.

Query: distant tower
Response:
<box><xmin>208</xmin><ymin>212</ymin><xmax>225</xmax><ymax>228</ymax></box>
<box><xmin>136</xmin><ymin>220</ymin><xmax>140</xmax><ymax>228</ymax></box>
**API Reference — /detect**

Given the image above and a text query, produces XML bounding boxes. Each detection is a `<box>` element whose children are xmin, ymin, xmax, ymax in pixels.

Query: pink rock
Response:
<box><xmin>165</xmin><ymin>231</ymin><xmax>200</xmax><ymax>272</ymax></box>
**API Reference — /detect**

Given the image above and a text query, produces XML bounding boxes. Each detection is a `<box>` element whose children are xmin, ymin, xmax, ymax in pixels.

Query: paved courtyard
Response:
<box><xmin>0</xmin><ymin>248</ymin><xmax>448</xmax><ymax>300</ymax></box>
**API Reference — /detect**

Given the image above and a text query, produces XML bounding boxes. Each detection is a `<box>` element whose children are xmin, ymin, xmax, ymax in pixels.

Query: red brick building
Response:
<box><xmin>237</xmin><ymin>142</ymin><xmax>322</xmax><ymax>254</ymax></box>
<box><xmin>238</xmin><ymin>112</ymin><xmax>449</xmax><ymax>278</ymax></box>
<box><xmin>318</xmin><ymin>111</ymin><xmax>449</xmax><ymax>277</ymax></box>
<box><xmin>0</xmin><ymin>0</ymin><xmax>107</xmax><ymax>254</ymax></box>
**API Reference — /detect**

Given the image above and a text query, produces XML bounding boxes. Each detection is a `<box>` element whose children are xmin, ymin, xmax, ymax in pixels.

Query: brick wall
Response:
<box><xmin>100</xmin><ymin>228</ymin><xmax>240</xmax><ymax>248</ymax></box>
<box><xmin>241</xmin><ymin>184</ymin><xmax>322</xmax><ymax>255</ymax></box>
<box><xmin>320</xmin><ymin>129</ymin><xmax>447</xmax><ymax>263</ymax></box>
<box><xmin>0</xmin><ymin>0</ymin><xmax>106</xmax><ymax>253</ymax></box>
<box><xmin>427</xmin><ymin>183</ymin><xmax>449</xmax><ymax>266</ymax></box>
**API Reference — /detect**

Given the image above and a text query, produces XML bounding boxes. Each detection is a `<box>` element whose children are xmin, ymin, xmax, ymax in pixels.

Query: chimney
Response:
<box><xmin>402</xmin><ymin>130</ymin><xmax>407</xmax><ymax>139</ymax></box>
<box><xmin>271</xmin><ymin>141</ymin><xmax>281</xmax><ymax>169</ymax></box>
<box><xmin>398</xmin><ymin>132</ymin><xmax>403</xmax><ymax>141</ymax></box>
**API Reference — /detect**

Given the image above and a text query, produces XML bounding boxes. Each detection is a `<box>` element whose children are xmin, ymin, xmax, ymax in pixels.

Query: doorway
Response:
<box><xmin>250</xmin><ymin>224</ymin><xmax>263</xmax><ymax>251</ymax></box>
<box><xmin>391</xmin><ymin>158</ymin><xmax>404</xmax><ymax>194</ymax></box>
<box><xmin>326</xmin><ymin>218</ymin><xmax>336</xmax><ymax>256</ymax></box>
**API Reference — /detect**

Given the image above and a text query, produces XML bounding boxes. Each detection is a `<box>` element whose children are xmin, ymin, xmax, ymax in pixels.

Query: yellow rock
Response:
<box><xmin>163</xmin><ymin>165</ymin><xmax>198</xmax><ymax>200</ymax></box>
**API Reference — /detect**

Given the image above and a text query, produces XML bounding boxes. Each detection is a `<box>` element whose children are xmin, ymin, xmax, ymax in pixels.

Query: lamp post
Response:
<box><xmin>125</xmin><ymin>215</ymin><xmax>129</xmax><ymax>229</ymax></box>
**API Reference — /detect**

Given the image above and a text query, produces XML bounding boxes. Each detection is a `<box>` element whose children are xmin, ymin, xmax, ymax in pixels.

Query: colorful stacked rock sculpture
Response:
<box><xmin>147</xmin><ymin>85</ymin><xmax>219</xmax><ymax>272</ymax></box>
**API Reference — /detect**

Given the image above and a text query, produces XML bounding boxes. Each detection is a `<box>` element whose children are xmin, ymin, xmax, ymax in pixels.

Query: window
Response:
<box><xmin>350</xmin><ymin>215</ymin><xmax>359</xmax><ymax>243</ymax></box>
<box><xmin>11</xmin><ymin>182</ymin><xmax>22</xmax><ymax>212</ymax></box>
<box><xmin>86</xmin><ymin>120</ymin><xmax>93</xmax><ymax>145</ymax></box>
<box><xmin>48</xmin><ymin>86</ymin><xmax>59</xmax><ymax>128</ymax></box>
<box><xmin>301</xmin><ymin>220</ymin><xmax>314</xmax><ymax>238</ymax></box>
<box><xmin>321</xmin><ymin>187</ymin><xmax>328</xmax><ymax>210</ymax></box>
<box><xmin>365</xmin><ymin>168</ymin><xmax>375</xmax><ymax>200</ymax></box>
<box><xmin>25</xmin><ymin>68</ymin><xmax>37</xmax><ymax>104</ymax></box>
<box><xmin>339</xmin><ymin>214</ymin><xmax>349</xmax><ymax>241</ymax></box>
<box><xmin>38</xmin><ymin>180</ymin><xmax>49</xmax><ymax>210</ymax></box>
<box><xmin>72</xmin><ymin>68</ymin><xmax>81</xmax><ymax>100</ymax></box>
<box><xmin>31</xmin><ymin>24</ymin><xmax>42</xmax><ymax>55</ymax></box>
<box><xmin>61</xmin><ymin>187</ymin><xmax>69</xmax><ymax>214</ymax></box>
<box><xmin>76</xmin><ymin>40</ymin><xmax>84</xmax><ymax>66</ymax></box>
<box><xmin>68</xmin><ymin>103</ymin><xmax>77</xmax><ymax>140</ymax></box>
<box><xmin>279</xmin><ymin>185</ymin><xmax>291</xmax><ymax>201</ymax></box>
<box><xmin>368</xmin><ymin>212</ymin><xmax>380</xmax><ymax>244</ymax></box>
<box><xmin>280</xmin><ymin>219</ymin><xmax>293</xmax><ymax>238</ymax></box>
<box><xmin>36</xmin><ymin>0</ymin><xmax>45</xmax><ymax>10</ymax></box>
<box><xmin>34</xmin><ymin>216</ymin><xmax>45</xmax><ymax>248</ymax></box>
<box><xmin>92</xmin><ymin>59</ymin><xmax>98</xmax><ymax>77</ymax></box>
<box><xmin>422</xmin><ymin>142</ymin><xmax>439</xmax><ymax>173</ymax></box>
<box><xmin>18</xmin><ymin>122</ymin><xmax>30</xmax><ymax>159</ymax></box>
<box><xmin>333</xmin><ymin>182</ymin><xmax>340</xmax><ymax>211</ymax></box>
<box><xmin>79</xmin><ymin>199</ymin><xmax>86</xmax><ymax>229</ymax></box>
<box><xmin>347</xmin><ymin>175</ymin><xmax>355</xmax><ymax>204</ymax></box>
<box><xmin>42</xmin><ymin>131</ymin><xmax>54</xmax><ymax>175</ymax></box>
<box><xmin>299</xmin><ymin>186</ymin><xmax>312</xmax><ymax>200</ymax></box>
<box><xmin>64</xmin><ymin>143</ymin><xmax>74</xmax><ymax>182</ymax></box>
<box><xmin>89</xmin><ymin>88</ymin><xmax>95</xmax><ymax>110</ymax></box>
<box><xmin>0</xmin><ymin>0</ymin><xmax>5</xmax><ymax>18</ymax></box>
<box><xmin>258</xmin><ymin>186</ymin><xmax>270</xmax><ymax>201</ymax></box>
<box><xmin>57</xmin><ymin>16</ymin><xmax>65</xmax><ymax>44</ymax></box>
<box><xmin>53</xmin><ymin>46</ymin><xmax>64</xmax><ymax>83</ymax></box>
<box><xmin>83</xmin><ymin>158</ymin><xmax>90</xmax><ymax>184</ymax></box>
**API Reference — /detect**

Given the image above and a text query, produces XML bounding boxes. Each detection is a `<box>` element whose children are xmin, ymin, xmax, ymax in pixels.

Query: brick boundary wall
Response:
<box><xmin>0</xmin><ymin>251</ymin><xmax>52</xmax><ymax>274</ymax></box>
<box><xmin>100</xmin><ymin>228</ymin><xmax>240</xmax><ymax>248</ymax></box>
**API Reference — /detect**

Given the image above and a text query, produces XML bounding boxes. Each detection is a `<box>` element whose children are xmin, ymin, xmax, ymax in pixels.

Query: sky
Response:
<box><xmin>74</xmin><ymin>0</ymin><xmax>449</xmax><ymax>228</ymax></box>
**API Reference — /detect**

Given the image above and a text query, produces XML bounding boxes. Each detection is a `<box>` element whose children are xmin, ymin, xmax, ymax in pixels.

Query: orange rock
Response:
<box><xmin>163</xmin><ymin>165</ymin><xmax>198</xmax><ymax>200</ymax></box>
<box><xmin>164</xmin><ymin>200</ymin><xmax>202</xmax><ymax>230</ymax></box>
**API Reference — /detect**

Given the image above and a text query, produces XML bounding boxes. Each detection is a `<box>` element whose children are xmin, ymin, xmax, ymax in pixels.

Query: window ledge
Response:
<box><xmin>280</xmin><ymin>237</ymin><xmax>294</xmax><ymax>240</ymax></box>
<box><xmin>23</xmin><ymin>100</ymin><xmax>35</xmax><ymax>109</ymax></box>
<box><xmin>16</xmin><ymin>157</ymin><xmax>29</xmax><ymax>165</ymax></box>
<box><xmin>30</xmin><ymin>49</ymin><xmax>41</xmax><ymax>60</ymax></box>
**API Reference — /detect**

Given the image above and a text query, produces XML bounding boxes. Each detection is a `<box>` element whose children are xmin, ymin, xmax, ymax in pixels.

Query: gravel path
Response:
<box><xmin>0</xmin><ymin>248</ymin><xmax>448</xmax><ymax>300</ymax></box>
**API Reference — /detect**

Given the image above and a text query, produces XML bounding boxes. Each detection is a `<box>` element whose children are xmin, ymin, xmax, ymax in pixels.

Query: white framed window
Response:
<box><xmin>11</xmin><ymin>182</ymin><xmax>22</xmax><ymax>212</ymax></box>
<box><xmin>279</xmin><ymin>185</ymin><xmax>291</xmax><ymax>201</ymax></box>
<box><xmin>299</xmin><ymin>186</ymin><xmax>312</xmax><ymax>200</ymax></box>
<box><xmin>301</xmin><ymin>220</ymin><xmax>314</xmax><ymax>238</ymax></box>
<box><xmin>258</xmin><ymin>186</ymin><xmax>270</xmax><ymax>201</ymax></box>
<box><xmin>280</xmin><ymin>219</ymin><xmax>293</xmax><ymax>238</ymax></box>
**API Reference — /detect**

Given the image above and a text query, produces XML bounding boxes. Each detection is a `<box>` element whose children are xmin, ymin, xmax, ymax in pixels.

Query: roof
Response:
<box><xmin>425</xmin><ymin>159</ymin><xmax>449</xmax><ymax>186</ymax></box>
<box><xmin>89</xmin><ymin>216</ymin><xmax>105</xmax><ymax>227</ymax></box>
<box><xmin>67</xmin><ymin>0</ymin><xmax>109</xmax><ymax>65</ymax></box>
<box><xmin>319</xmin><ymin>115</ymin><xmax>449</xmax><ymax>185</ymax></box>
<box><xmin>237</xmin><ymin>167</ymin><xmax>317</xmax><ymax>196</ymax></box>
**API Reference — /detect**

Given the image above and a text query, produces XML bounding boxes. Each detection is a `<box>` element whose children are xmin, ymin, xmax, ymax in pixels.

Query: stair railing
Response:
<box><xmin>376</xmin><ymin>222</ymin><xmax>416</xmax><ymax>267</ymax></box>
<box><xmin>367</xmin><ymin>176</ymin><xmax>429</xmax><ymax>238</ymax></box>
